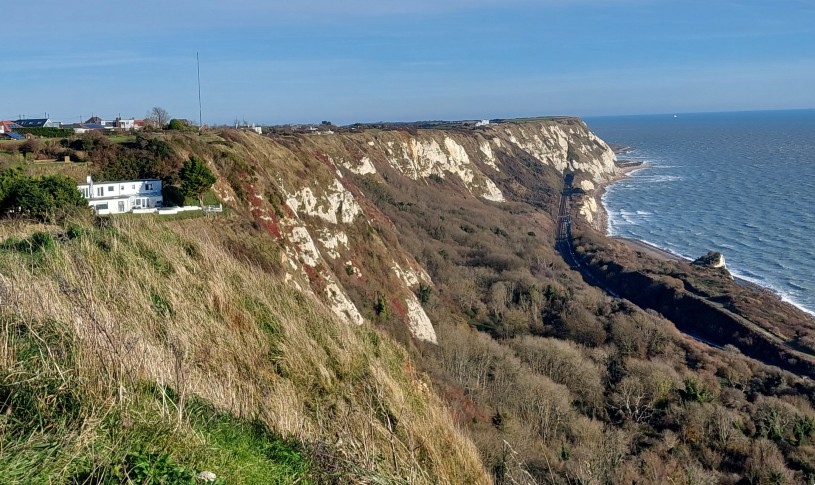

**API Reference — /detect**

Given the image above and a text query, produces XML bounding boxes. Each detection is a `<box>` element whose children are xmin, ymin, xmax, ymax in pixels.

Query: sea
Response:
<box><xmin>585</xmin><ymin>109</ymin><xmax>815</xmax><ymax>316</ymax></box>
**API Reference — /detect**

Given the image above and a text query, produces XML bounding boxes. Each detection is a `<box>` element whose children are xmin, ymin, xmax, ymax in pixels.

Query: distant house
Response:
<box><xmin>68</xmin><ymin>123</ymin><xmax>106</xmax><ymax>134</ymax></box>
<box><xmin>15</xmin><ymin>118</ymin><xmax>60</xmax><ymax>129</ymax></box>
<box><xmin>0</xmin><ymin>121</ymin><xmax>23</xmax><ymax>139</ymax></box>
<box><xmin>114</xmin><ymin>117</ymin><xmax>141</xmax><ymax>130</ymax></box>
<box><xmin>77</xmin><ymin>176</ymin><xmax>163</xmax><ymax>215</ymax></box>
<box><xmin>83</xmin><ymin>116</ymin><xmax>119</xmax><ymax>129</ymax></box>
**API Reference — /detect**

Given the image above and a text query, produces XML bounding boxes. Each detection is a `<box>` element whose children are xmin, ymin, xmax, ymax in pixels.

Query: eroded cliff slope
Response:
<box><xmin>196</xmin><ymin>118</ymin><xmax>617</xmax><ymax>344</ymax></box>
<box><xmin>8</xmin><ymin>118</ymin><xmax>815</xmax><ymax>483</ymax></box>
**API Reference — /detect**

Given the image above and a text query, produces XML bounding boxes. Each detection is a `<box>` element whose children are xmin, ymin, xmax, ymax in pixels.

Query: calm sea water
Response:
<box><xmin>586</xmin><ymin>110</ymin><xmax>815</xmax><ymax>315</ymax></box>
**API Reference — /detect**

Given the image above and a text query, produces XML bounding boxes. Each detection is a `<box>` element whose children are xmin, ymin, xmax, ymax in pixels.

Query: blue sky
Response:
<box><xmin>3</xmin><ymin>0</ymin><xmax>814</xmax><ymax>125</ymax></box>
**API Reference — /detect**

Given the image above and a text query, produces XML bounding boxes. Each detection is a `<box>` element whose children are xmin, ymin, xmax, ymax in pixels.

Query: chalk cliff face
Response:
<box><xmin>209</xmin><ymin>118</ymin><xmax>616</xmax><ymax>343</ymax></box>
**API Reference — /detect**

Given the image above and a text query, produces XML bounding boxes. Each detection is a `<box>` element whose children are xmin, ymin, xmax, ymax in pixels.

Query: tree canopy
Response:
<box><xmin>145</xmin><ymin>107</ymin><xmax>170</xmax><ymax>129</ymax></box>
<box><xmin>179</xmin><ymin>156</ymin><xmax>216</xmax><ymax>206</ymax></box>
<box><xmin>167</xmin><ymin>119</ymin><xmax>193</xmax><ymax>131</ymax></box>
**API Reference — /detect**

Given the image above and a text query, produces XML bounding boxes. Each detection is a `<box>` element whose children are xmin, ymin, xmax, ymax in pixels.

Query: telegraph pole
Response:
<box><xmin>197</xmin><ymin>52</ymin><xmax>203</xmax><ymax>133</ymax></box>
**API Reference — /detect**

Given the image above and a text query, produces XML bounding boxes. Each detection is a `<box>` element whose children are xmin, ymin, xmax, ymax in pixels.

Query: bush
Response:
<box><xmin>162</xmin><ymin>185</ymin><xmax>185</xmax><ymax>207</ymax></box>
<box><xmin>91</xmin><ymin>135</ymin><xmax>182</xmax><ymax>182</ymax></box>
<box><xmin>15</xmin><ymin>127</ymin><xmax>74</xmax><ymax>138</ymax></box>
<box><xmin>167</xmin><ymin>119</ymin><xmax>193</xmax><ymax>131</ymax></box>
<box><xmin>0</xmin><ymin>170</ymin><xmax>87</xmax><ymax>221</ymax></box>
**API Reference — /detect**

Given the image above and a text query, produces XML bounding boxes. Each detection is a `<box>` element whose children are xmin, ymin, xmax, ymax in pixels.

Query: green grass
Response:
<box><xmin>0</xmin><ymin>181</ymin><xmax>490</xmax><ymax>484</ymax></box>
<box><xmin>0</xmin><ymin>315</ymin><xmax>314</xmax><ymax>484</ymax></box>
<box><xmin>106</xmin><ymin>135</ymin><xmax>138</xmax><ymax>145</ymax></box>
<box><xmin>184</xmin><ymin>188</ymin><xmax>220</xmax><ymax>206</ymax></box>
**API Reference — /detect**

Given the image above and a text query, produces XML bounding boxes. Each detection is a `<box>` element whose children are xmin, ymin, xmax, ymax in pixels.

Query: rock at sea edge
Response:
<box><xmin>693</xmin><ymin>251</ymin><xmax>728</xmax><ymax>270</ymax></box>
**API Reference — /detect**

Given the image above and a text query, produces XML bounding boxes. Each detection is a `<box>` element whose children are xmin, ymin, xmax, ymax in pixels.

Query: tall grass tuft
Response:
<box><xmin>0</xmin><ymin>213</ymin><xmax>488</xmax><ymax>483</ymax></box>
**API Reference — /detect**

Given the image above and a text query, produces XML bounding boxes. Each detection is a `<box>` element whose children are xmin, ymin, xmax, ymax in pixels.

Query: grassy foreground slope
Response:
<box><xmin>0</xmin><ymin>215</ymin><xmax>488</xmax><ymax>483</ymax></box>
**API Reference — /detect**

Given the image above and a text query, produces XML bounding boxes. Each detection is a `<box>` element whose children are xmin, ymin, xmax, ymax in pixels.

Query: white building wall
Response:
<box><xmin>78</xmin><ymin>177</ymin><xmax>163</xmax><ymax>214</ymax></box>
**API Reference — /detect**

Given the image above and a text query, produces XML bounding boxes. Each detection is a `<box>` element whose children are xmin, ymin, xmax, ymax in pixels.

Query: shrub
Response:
<box><xmin>15</xmin><ymin>127</ymin><xmax>73</xmax><ymax>138</ymax></box>
<box><xmin>167</xmin><ymin>119</ymin><xmax>193</xmax><ymax>131</ymax></box>
<box><xmin>162</xmin><ymin>185</ymin><xmax>185</xmax><ymax>207</ymax></box>
<box><xmin>683</xmin><ymin>377</ymin><xmax>713</xmax><ymax>404</ymax></box>
<box><xmin>418</xmin><ymin>283</ymin><xmax>432</xmax><ymax>304</ymax></box>
<box><xmin>0</xmin><ymin>170</ymin><xmax>86</xmax><ymax>222</ymax></box>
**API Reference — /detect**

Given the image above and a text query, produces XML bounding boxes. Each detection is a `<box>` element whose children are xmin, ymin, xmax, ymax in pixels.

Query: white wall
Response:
<box><xmin>78</xmin><ymin>180</ymin><xmax>162</xmax><ymax>199</ymax></box>
<box><xmin>78</xmin><ymin>178</ymin><xmax>164</xmax><ymax>215</ymax></box>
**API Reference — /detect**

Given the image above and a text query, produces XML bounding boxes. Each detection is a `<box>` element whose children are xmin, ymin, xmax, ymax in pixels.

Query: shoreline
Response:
<box><xmin>593</xmin><ymin>162</ymin><xmax>646</xmax><ymax>236</ymax></box>
<box><xmin>591</xmin><ymin>162</ymin><xmax>815</xmax><ymax>318</ymax></box>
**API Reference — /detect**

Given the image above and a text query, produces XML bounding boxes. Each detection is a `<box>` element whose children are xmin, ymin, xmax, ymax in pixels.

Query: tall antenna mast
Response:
<box><xmin>197</xmin><ymin>52</ymin><xmax>203</xmax><ymax>131</ymax></box>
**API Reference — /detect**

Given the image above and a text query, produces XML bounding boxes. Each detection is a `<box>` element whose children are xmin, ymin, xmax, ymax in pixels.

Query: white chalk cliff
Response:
<box><xmin>234</xmin><ymin>119</ymin><xmax>617</xmax><ymax>344</ymax></box>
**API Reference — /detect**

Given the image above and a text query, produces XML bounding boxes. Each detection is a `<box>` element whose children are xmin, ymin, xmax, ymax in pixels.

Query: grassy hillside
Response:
<box><xmin>0</xmin><ymin>214</ymin><xmax>488</xmax><ymax>483</ymax></box>
<box><xmin>7</xmin><ymin>126</ymin><xmax>815</xmax><ymax>483</ymax></box>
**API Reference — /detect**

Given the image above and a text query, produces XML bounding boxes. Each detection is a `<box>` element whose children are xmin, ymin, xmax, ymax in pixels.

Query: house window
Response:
<box><xmin>95</xmin><ymin>203</ymin><xmax>108</xmax><ymax>211</ymax></box>
<box><xmin>96</xmin><ymin>187</ymin><xmax>104</xmax><ymax>197</ymax></box>
<box><xmin>121</xmin><ymin>185</ymin><xmax>125</xmax><ymax>190</ymax></box>
<box><xmin>145</xmin><ymin>183</ymin><xmax>153</xmax><ymax>191</ymax></box>
<box><xmin>132</xmin><ymin>184</ymin><xmax>136</xmax><ymax>189</ymax></box>
<box><xmin>108</xmin><ymin>186</ymin><xmax>115</xmax><ymax>192</ymax></box>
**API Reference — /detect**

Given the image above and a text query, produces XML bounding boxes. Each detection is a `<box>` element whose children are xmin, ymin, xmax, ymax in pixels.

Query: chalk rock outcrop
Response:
<box><xmin>210</xmin><ymin>118</ymin><xmax>617</xmax><ymax>345</ymax></box>
<box><xmin>693</xmin><ymin>252</ymin><xmax>731</xmax><ymax>276</ymax></box>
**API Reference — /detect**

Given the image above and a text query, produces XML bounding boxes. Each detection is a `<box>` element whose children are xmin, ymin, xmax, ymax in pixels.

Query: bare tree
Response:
<box><xmin>145</xmin><ymin>107</ymin><xmax>170</xmax><ymax>129</ymax></box>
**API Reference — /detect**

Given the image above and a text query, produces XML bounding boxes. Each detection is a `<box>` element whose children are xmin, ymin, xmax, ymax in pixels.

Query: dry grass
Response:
<box><xmin>0</xmin><ymin>214</ymin><xmax>489</xmax><ymax>483</ymax></box>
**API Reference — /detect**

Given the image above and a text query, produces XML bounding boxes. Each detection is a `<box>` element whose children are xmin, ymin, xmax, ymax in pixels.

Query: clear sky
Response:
<box><xmin>3</xmin><ymin>1</ymin><xmax>814</xmax><ymax>125</ymax></box>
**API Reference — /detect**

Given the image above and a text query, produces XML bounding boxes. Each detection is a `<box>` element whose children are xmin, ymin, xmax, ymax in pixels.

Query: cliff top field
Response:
<box><xmin>4</xmin><ymin>121</ymin><xmax>815</xmax><ymax>483</ymax></box>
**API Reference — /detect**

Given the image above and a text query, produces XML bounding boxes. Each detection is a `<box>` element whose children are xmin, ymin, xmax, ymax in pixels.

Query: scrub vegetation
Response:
<box><xmin>0</xmin><ymin>214</ymin><xmax>486</xmax><ymax>483</ymax></box>
<box><xmin>358</xmin><ymin>148</ymin><xmax>815</xmax><ymax>484</ymax></box>
<box><xmin>3</xmin><ymin>124</ymin><xmax>815</xmax><ymax>483</ymax></box>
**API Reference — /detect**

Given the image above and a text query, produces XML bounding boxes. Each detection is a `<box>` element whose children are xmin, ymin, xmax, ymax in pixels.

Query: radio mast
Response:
<box><xmin>197</xmin><ymin>52</ymin><xmax>203</xmax><ymax>132</ymax></box>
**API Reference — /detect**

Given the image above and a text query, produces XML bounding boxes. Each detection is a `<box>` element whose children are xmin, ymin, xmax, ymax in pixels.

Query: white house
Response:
<box><xmin>77</xmin><ymin>176</ymin><xmax>163</xmax><ymax>215</ymax></box>
<box><xmin>114</xmin><ymin>118</ymin><xmax>140</xmax><ymax>130</ymax></box>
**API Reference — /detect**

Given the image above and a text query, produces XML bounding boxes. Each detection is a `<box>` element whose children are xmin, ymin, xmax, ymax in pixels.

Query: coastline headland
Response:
<box><xmin>594</xmin><ymin>157</ymin><xmax>810</xmax><ymax>311</ymax></box>
<box><xmin>569</xmin><ymin>147</ymin><xmax>815</xmax><ymax>378</ymax></box>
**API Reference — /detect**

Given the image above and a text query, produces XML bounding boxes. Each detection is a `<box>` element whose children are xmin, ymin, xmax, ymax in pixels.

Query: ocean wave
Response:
<box><xmin>777</xmin><ymin>293</ymin><xmax>815</xmax><ymax>317</ymax></box>
<box><xmin>730</xmin><ymin>270</ymin><xmax>768</xmax><ymax>288</ymax></box>
<box><xmin>770</xmin><ymin>261</ymin><xmax>792</xmax><ymax>271</ymax></box>
<box><xmin>599</xmin><ymin>113</ymin><xmax>815</xmax><ymax>313</ymax></box>
<box><xmin>634</xmin><ymin>175</ymin><xmax>683</xmax><ymax>183</ymax></box>
<box><xmin>613</xmin><ymin>209</ymin><xmax>655</xmax><ymax>226</ymax></box>
<box><xmin>787</xmin><ymin>281</ymin><xmax>812</xmax><ymax>292</ymax></box>
<box><xmin>636</xmin><ymin>238</ymin><xmax>692</xmax><ymax>260</ymax></box>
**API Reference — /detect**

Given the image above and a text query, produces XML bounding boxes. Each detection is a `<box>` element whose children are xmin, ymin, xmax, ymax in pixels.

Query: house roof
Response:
<box><xmin>85</xmin><ymin>116</ymin><xmax>102</xmax><ymax>124</ymax></box>
<box><xmin>14</xmin><ymin>118</ymin><xmax>49</xmax><ymax>128</ymax></box>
